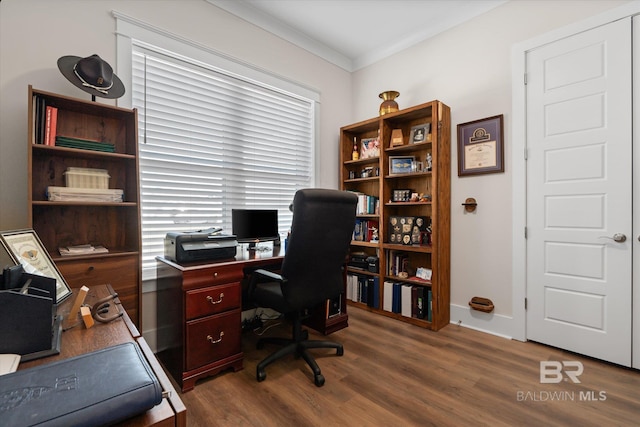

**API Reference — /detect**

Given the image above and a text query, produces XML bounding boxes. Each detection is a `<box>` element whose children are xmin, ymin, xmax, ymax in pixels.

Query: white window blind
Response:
<box><xmin>131</xmin><ymin>46</ymin><xmax>315</xmax><ymax>272</ymax></box>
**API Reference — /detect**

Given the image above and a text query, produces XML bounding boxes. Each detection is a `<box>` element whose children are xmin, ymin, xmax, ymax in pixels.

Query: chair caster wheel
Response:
<box><xmin>314</xmin><ymin>374</ymin><xmax>325</xmax><ymax>387</ymax></box>
<box><xmin>257</xmin><ymin>369</ymin><xmax>266</xmax><ymax>382</ymax></box>
<box><xmin>337</xmin><ymin>347</ymin><xmax>344</xmax><ymax>356</ymax></box>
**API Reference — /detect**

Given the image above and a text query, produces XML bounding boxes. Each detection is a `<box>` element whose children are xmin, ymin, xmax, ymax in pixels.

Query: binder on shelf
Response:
<box><xmin>392</xmin><ymin>282</ymin><xmax>402</xmax><ymax>313</ymax></box>
<box><xmin>383</xmin><ymin>281</ymin><xmax>394</xmax><ymax>312</ymax></box>
<box><xmin>366</xmin><ymin>276</ymin><xmax>379</xmax><ymax>309</ymax></box>
<box><xmin>401</xmin><ymin>284</ymin><xmax>413</xmax><ymax>317</ymax></box>
<box><xmin>416</xmin><ymin>286</ymin><xmax>427</xmax><ymax>319</ymax></box>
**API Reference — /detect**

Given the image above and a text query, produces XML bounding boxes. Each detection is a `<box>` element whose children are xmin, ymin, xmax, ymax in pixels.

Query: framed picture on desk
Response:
<box><xmin>1</xmin><ymin>229</ymin><xmax>72</xmax><ymax>302</ymax></box>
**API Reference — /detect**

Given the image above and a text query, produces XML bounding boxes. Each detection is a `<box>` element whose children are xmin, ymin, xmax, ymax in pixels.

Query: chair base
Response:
<box><xmin>256</xmin><ymin>321</ymin><xmax>343</xmax><ymax>387</ymax></box>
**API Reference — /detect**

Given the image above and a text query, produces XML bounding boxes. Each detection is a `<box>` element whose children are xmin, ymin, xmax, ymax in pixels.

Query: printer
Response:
<box><xmin>164</xmin><ymin>228</ymin><xmax>238</xmax><ymax>263</ymax></box>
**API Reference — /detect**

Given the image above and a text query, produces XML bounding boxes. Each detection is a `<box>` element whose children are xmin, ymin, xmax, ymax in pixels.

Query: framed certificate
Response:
<box><xmin>0</xmin><ymin>229</ymin><xmax>72</xmax><ymax>302</ymax></box>
<box><xmin>457</xmin><ymin>114</ymin><xmax>504</xmax><ymax>176</ymax></box>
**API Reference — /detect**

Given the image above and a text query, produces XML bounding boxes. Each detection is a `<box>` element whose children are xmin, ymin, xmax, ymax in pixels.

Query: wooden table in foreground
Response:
<box><xmin>19</xmin><ymin>285</ymin><xmax>186</xmax><ymax>427</ymax></box>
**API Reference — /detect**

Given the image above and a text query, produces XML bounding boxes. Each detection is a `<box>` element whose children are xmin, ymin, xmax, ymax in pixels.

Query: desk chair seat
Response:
<box><xmin>248</xmin><ymin>188</ymin><xmax>357</xmax><ymax>387</ymax></box>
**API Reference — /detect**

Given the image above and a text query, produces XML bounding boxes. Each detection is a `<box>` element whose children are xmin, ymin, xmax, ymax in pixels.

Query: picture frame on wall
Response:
<box><xmin>457</xmin><ymin>114</ymin><xmax>504</xmax><ymax>176</ymax></box>
<box><xmin>0</xmin><ymin>229</ymin><xmax>72</xmax><ymax>302</ymax></box>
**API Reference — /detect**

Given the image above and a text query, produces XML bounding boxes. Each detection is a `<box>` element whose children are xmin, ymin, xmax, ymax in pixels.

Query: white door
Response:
<box><xmin>525</xmin><ymin>18</ymin><xmax>632</xmax><ymax>366</ymax></box>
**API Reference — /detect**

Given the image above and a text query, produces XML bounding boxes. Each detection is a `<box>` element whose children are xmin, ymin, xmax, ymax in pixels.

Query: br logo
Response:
<box><xmin>540</xmin><ymin>361</ymin><xmax>584</xmax><ymax>384</ymax></box>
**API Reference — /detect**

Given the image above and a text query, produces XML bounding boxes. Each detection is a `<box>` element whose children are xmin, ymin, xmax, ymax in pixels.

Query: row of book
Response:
<box><xmin>383</xmin><ymin>281</ymin><xmax>432</xmax><ymax>321</ymax></box>
<box><xmin>351</xmin><ymin>192</ymin><xmax>379</xmax><ymax>215</ymax></box>
<box><xmin>31</xmin><ymin>95</ymin><xmax>115</xmax><ymax>152</ymax></box>
<box><xmin>346</xmin><ymin>274</ymin><xmax>380</xmax><ymax>308</ymax></box>
<box><xmin>353</xmin><ymin>219</ymin><xmax>379</xmax><ymax>243</ymax></box>
<box><xmin>388</xmin><ymin>250</ymin><xmax>410</xmax><ymax>277</ymax></box>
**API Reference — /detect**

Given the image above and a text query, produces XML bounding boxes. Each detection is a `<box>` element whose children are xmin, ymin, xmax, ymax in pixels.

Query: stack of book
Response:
<box><xmin>55</xmin><ymin>136</ymin><xmax>115</xmax><ymax>153</ymax></box>
<box><xmin>47</xmin><ymin>186</ymin><xmax>123</xmax><ymax>202</ymax></box>
<box><xmin>59</xmin><ymin>244</ymin><xmax>109</xmax><ymax>257</ymax></box>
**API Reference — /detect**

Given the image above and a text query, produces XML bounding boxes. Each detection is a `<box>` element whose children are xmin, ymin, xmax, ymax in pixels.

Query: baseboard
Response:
<box><xmin>449</xmin><ymin>303</ymin><xmax>515</xmax><ymax>340</ymax></box>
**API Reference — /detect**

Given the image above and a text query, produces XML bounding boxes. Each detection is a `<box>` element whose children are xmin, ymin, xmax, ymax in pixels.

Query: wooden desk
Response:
<box><xmin>156</xmin><ymin>245</ymin><xmax>349</xmax><ymax>392</ymax></box>
<box><xmin>155</xmin><ymin>246</ymin><xmax>285</xmax><ymax>392</ymax></box>
<box><xmin>19</xmin><ymin>285</ymin><xmax>186</xmax><ymax>427</ymax></box>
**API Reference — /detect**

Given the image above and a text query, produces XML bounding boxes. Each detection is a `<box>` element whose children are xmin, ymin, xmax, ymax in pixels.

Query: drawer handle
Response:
<box><xmin>207</xmin><ymin>331</ymin><xmax>224</xmax><ymax>344</ymax></box>
<box><xmin>206</xmin><ymin>293</ymin><xmax>224</xmax><ymax>305</ymax></box>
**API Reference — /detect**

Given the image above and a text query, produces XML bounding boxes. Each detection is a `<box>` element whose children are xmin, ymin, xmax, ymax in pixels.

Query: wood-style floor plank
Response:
<box><xmin>177</xmin><ymin>307</ymin><xmax>640</xmax><ymax>426</ymax></box>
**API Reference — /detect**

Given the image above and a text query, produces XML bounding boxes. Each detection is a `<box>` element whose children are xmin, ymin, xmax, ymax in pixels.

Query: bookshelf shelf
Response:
<box><xmin>340</xmin><ymin>100</ymin><xmax>450</xmax><ymax>331</ymax></box>
<box><xmin>27</xmin><ymin>86</ymin><xmax>142</xmax><ymax>326</ymax></box>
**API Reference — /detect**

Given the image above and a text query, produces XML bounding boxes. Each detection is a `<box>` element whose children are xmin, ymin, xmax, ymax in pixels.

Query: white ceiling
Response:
<box><xmin>208</xmin><ymin>0</ymin><xmax>508</xmax><ymax>71</ymax></box>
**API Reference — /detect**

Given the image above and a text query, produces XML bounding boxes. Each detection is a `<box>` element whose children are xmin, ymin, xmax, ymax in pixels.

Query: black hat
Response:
<box><xmin>57</xmin><ymin>54</ymin><xmax>125</xmax><ymax>99</ymax></box>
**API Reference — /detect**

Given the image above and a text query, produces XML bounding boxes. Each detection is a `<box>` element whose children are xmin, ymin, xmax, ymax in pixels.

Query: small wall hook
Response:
<box><xmin>462</xmin><ymin>197</ymin><xmax>477</xmax><ymax>212</ymax></box>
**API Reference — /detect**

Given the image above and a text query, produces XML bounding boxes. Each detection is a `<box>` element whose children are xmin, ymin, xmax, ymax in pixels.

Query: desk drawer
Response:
<box><xmin>182</xmin><ymin>264</ymin><xmax>243</xmax><ymax>289</ymax></box>
<box><xmin>186</xmin><ymin>283</ymin><xmax>240</xmax><ymax>320</ymax></box>
<box><xmin>186</xmin><ymin>310</ymin><xmax>241</xmax><ymax>371</ymax></box>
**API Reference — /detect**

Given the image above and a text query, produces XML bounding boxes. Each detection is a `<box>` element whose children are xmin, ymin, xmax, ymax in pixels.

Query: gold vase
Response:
<box><xmin>379</xmin><ymin>91</ymin><xmax>400</xmax><ymax>116</ymax></box>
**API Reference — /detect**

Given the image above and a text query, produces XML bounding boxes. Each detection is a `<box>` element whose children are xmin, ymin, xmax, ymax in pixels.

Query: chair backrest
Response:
<box><xmin>280</xmin><ymin>188</ymin><xmax>357</xmax><ymax>310</ymax></box>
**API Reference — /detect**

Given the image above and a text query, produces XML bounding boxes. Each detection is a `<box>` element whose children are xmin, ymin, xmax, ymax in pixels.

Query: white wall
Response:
<box><xmin>0</xmin><ymin>0</ymin><xmax>630</xmax><ymax>341</ymax></box>
<box><xmin>0</xmin><ymin>0</ymin><xmax>350</xmax><ymax>229</ymax></box>
<box><xmin>351</xmin><ymin>0</ymin><xmax>629</xmax><ymax>337</ymax></box>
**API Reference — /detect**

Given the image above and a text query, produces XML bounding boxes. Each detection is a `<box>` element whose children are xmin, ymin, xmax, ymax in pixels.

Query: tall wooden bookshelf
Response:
<box><xmin>340</xmin><ymin>100</ymin><xmax>450</xmax><ymax>331</ymax></box>
<box><xmin>27</xmin><ymin>86</ymin><xmax>142</xmax><ymax>326</ymax></box>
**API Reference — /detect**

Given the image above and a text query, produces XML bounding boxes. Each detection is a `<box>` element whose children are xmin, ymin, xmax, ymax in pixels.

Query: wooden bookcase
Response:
<box><xmin>27</xmin><ymin>86</ymin><xmax>142</xmax><ymax>326</ymax></box>
<box><xmin>340</xmin><ymin>100</ymin><xmax>451</xmax><ymax>331</ymax></box>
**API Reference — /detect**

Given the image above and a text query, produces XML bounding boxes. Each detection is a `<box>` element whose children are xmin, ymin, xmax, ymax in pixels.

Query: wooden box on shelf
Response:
<box><xmin>340</xmin><ymin>101</ymin><xmax>450</xmax><ymax>331</ymax></box>
<box><xmin>27</xmin><ymin>86</ymin><xmax>142</xmax><ymax>326</ymax></box>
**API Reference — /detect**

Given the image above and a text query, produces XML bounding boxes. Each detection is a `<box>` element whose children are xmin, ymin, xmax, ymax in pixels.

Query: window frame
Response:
<box><xmin>114</xmin><ymin>12</ymin><xmax>320</xmax><ymax>283</ymax></box>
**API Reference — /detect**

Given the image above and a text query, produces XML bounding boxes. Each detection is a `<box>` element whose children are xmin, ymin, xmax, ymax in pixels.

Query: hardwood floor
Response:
<box><xmin>178</xmin><ymin>307</ymin><xmax>640</xmax><ymax>426</ymax></box>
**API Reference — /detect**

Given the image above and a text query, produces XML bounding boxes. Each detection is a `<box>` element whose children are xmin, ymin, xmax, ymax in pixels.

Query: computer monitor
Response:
<box><xmin>231</xmin><ymin>209</ymin><xmax>279</xmax><ymax>249</ymax></box>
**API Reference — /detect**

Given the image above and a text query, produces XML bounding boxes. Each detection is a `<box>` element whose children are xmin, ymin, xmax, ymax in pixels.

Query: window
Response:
<box><xmin>131</xmin><ymin>45</ymin><xmax>316</xmax><ymax>273</ymax></box>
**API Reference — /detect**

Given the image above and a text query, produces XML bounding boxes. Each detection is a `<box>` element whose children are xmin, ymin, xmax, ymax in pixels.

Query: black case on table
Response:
<box><xmin>0</xmin><ymin>342</ymin><xmax>163</xmax><ymax>427</ymax></box>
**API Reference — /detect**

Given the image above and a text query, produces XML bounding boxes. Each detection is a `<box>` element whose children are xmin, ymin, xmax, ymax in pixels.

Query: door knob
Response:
<box><xmin>599</xmin><ymin>233</ymin><xmax>627</xmax><ymax>243</ymax></box>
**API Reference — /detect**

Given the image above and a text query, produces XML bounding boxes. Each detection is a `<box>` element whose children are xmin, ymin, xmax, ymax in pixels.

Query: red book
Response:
<box><xmin>44</xmin><ymin>106</ymin><xmax>52</xmax><ymax>145</ymax></box>
<box><xmin>48</xmin><ymin>107</ymin><xmax>58</xmax><ymax>146</ymax></box>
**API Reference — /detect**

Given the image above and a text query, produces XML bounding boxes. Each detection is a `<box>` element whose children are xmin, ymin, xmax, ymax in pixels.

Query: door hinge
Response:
<box><xmin>524</xmin><ymin>73</ymin><xmax>528</xmax><ymax>85</ymax></box>
<box><xmin>525</xmin><ymin>298</ymin><xmax>528</xmax><ymax>310</ymax></box>
<box><xmin>524</xmin><ymin>226</ymin><xmax>528</xmax><ymax>239</ymax></box>
<box><xmin>524</xmin><ymin>147</ymin><xmax>528</xmax><ymax>160</ymax></box>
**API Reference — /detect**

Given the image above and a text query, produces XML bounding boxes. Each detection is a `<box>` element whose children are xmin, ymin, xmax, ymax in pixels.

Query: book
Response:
<box><xmin>383</xmin><ymin>281</ymin><xmax>394</xmax><ymax>312</ymax></box>
<box><xmin>366</xmin><ymin>276</ymin><xmax>379</xmax><ymax>309</ymax></box>
<box><xmin>48</xmin><ymin>106</ymin><xmax>58</xmax><ymax>145</ymax></box>
<box><xmin>401</xmin><ymin>284</ymin><xmax>413</xmax><ymax>317</ymax></box>
<box><xmin>416</xmin><ymin>286</ymin><xmax>427</xmax><ymax>319</ymax></box>
<box><xmin>44</xmin><ymin>106</ymin><xmax>59</xmax><ymax>146</ymax></box>
<box><xmin>392</xmin><ymin>282</ymin><xmax>402</xmax><ymax>313</ymax></box>
<box><xmin>427</xmin><ymin>288</ymin><xmax>433</xmax><ymax>322</ymax></box>
<box><xmin>59</xmin><ymin>244</ymin><xmax>109</xmax><ymax>256</ymax></box>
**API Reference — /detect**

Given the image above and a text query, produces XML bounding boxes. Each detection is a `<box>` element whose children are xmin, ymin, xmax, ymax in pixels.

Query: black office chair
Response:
<box><xmin>248</xmin><ymin>188</ymin><xmax>357</xmax><ymax>386</ymax></box>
